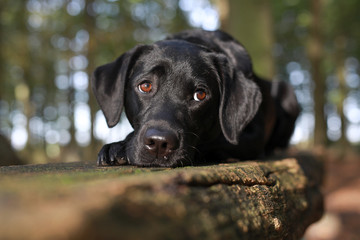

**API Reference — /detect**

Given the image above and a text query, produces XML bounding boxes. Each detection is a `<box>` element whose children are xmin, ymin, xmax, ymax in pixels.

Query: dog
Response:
<box><xmin>91</xmin><ymin>29</ymin><xmax>300</xmax><ymax>167</ymax></box>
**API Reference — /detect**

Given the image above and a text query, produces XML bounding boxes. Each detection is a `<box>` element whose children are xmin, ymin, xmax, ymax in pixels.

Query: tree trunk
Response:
<box><xmin>0</xmin><ymin>134</ymin><xmax>23</xmax><ymax>166</ymax></box>
<box><xmin>220</xmin><ymin>0</ymin><xmax>275</xmax><ymax>79</ymax></box>
<box><xmin>0</xmin><ymin>153</ymin><xmax>323</xmax><ymax>239</ymax></box>
<box><xmin>308</xmin><ymin>0</ymin><xmax>327</xmax><ymax>146</ymax></box>
<box><xmin>84</xmin><ymin>0</ymin><xmax>101</xmax><ymax>161</ymax></box>
<box><xmin>0</xmin><ymin>2</ymin><xmax>3</xmax><ymax>100</ymax></box>
<box><xmin>334</xmin><ymin>36</ymin><xmax>349</xmax><ymax>150</ymax></box>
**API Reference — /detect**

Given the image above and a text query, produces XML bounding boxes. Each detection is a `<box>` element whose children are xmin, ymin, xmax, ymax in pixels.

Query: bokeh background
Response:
<box><xmin>0</xmin><ymin>1</ymin><xmax>359</xmax><ymax>239</ymax></box>
<box><xmin>1</xmin><ymin>0</ymin><xmax>360</xmax><ymax>164</ymax></box>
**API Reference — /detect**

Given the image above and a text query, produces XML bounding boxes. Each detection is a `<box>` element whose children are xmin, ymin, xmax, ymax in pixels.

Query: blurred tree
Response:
<box><xmin>0</xmin><ymin>1</ymin><xmax>3</xmax><ymax>100</ymax></box>
<box><xmin>220</xmin><ymin>0</ymin><xmax>360</xmax><ymax>149</ymax></box>
<box><xmin>323</xmin><ymin>0</ymin><xmax>360</xmax><ymax>150</ymax></box>
<box><xmin>308</xmin><ymin>0</ymin><xmax>327</xmax><ymax>147</ymax></box>
<box><xmin>219</xmin><ymin>0</ymin><xmax>275</xmax><ymax>79</ymax></box>
<box><xmin>0</xmin><ymin>134</ymin><xmax>23</xmax><ymax>166</ymax></box>
<box><xmin>0</xmin><ymin>0</ymin><xmax>192</xmax><ymax>164</ymax></box>
<box><xmin>1</xmin><ymin>0</ymin><xmax>360</xmax><ymax>164</ymax></box>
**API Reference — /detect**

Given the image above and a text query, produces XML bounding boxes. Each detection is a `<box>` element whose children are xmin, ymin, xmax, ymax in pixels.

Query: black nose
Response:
<box><xmin>143</xmin><ymin>128</ymin><xmax>179</xmax><ymax>159</ymax></box>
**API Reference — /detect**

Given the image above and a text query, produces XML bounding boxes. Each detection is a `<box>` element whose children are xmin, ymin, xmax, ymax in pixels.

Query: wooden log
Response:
<box><xmin>0</xmin><ymin>152</ymin><xmax>323</xmax><ymax>240</ymax></box>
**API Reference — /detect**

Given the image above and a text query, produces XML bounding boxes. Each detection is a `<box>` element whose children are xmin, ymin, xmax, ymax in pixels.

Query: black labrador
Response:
<box><xmin>92</xmin><ymin>29</ymin><xmax>300</xmax><ymax>167</ymax></box>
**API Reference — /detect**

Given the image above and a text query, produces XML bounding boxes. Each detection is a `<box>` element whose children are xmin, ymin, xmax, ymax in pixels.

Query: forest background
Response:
<box><xmin>1</xmin><ymin>0</ymin><xmax>360</xmax><ymax>165</ymax></box>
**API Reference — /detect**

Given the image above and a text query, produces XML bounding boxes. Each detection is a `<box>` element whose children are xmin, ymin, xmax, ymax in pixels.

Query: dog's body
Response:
<box><xmin>92</xmin><ymin>29</ymin><xmax>300</xmax><ymax>167</ymax></box>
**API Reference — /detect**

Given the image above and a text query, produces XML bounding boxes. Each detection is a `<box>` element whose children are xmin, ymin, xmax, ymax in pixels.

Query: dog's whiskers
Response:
<box><xmin>178</xmin><ymin>149</ymin><xmax>194</xmax><ymax>167</ymax></box>
<box><xmin>184</xmin><ymin>131</ymin><xmax>200</xmax><ymax>140</ymax></box>
<box><xmin>184</xmin><ymin>143</ymin><xmax>201</xmax><ymax>156</ymax></box>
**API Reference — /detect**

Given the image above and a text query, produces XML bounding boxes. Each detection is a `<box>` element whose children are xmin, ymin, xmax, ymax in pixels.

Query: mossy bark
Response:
<box><xmin>0</xmin><ymin>153</ymin><xmax>323</xmax><ymax>240</ymax></box>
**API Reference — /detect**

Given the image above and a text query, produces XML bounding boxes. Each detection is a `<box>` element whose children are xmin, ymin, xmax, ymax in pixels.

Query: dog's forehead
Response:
<box><xmin>137</xmin><ymin>40</ymin><xmax>207</xmax><ymax>65</ymax></box>
<box><xmin>155</xmin><ymin>39</ymin><xmax>206</xmax><ymax>54</ymax></box>
<box><xmin>135</xmin><ymin>40</ymin><xmax>215</xmax><ymax>80</ymax></box>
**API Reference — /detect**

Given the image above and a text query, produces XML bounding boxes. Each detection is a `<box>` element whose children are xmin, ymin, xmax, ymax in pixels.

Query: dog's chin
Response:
<box><xmin>128</xmin><ymin>152</ymin><xmax>195</xmax><ymax>168</ymax></box>
<box><xmin>132</xmin><ymin>161</ymin><xmax>179</xmax><ymax>168</ymax></box>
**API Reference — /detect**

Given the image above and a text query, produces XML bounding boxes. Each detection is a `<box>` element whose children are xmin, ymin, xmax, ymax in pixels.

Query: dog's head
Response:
<box><xmin>92</xmin><ymin>39</ymin><xmax>261</xmax><ymax>167</ymax></box>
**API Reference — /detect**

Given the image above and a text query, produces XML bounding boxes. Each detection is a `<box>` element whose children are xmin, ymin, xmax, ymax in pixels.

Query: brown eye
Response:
<box><xmin>138</xmin><ymin>82</ymin><xmax>152</xmax><ymax>93</ymax></box>
<box><xmin>194</xmin><ymin>90</ymin><xmax>206</xmax><ymax>101</ymax></box>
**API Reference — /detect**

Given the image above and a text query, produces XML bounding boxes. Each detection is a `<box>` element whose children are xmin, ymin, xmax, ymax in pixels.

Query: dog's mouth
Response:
<box><xmin>128</xmin><ymin>139</ymin><xmax>196</xmax><ymax>168</ymax></box>
<box><xmin>129</xmin><ymin>147</ymin><xmax>197</xmax><ymax>168</ymax></box>
<box><xmin>133</xmin><ymin>158</ymin><xmax>190</xmax><ymax>168</ymax></box>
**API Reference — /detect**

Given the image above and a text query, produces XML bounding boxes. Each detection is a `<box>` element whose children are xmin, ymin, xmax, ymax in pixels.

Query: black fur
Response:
<box><xmin>92</xmin><ymin>29</ymin><xmax>300</xmax><ymax>167</ymax></box>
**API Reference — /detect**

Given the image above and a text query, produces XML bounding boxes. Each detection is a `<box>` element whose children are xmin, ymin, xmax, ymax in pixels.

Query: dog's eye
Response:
<box><xmin>193</xmin><ymin>90</ymin><xmax>206</xmax><ymax>101</ymax></box>
<box><xmin>138</xmin><ymin>82</ymin><xmax>152</xmax><ymax>93</ymax></box>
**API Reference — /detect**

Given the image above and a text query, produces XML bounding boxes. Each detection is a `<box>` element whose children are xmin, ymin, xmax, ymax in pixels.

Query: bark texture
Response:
<box><xmin>0</xmin><ymin>153</ymin><xmax>323</xmax><ymax>240</ymax></box>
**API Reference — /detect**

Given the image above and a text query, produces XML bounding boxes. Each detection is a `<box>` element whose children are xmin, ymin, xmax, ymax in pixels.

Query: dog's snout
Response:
<box><xmin>144</xmin><ymin>128</ymin><xmax>179</xmax><ymax>159</ymax></box>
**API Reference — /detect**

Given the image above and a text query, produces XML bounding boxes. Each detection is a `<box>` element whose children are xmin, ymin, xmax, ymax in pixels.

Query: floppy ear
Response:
<box><xmin>91</xmin><ymin>45</ymin><xmax>151</xmax><ymax>127</ymax></box>
<box><xmin>214</xmin><ymin>55</ymin><xmax>262</xmax><ymax>145</ymax></box>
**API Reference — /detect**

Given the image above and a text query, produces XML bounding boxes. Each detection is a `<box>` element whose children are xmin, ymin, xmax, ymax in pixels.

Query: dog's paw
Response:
<box><xmin>97</xmin><ymin>142</ymin><xmax>128</xmax><ymax>166</ymax></box>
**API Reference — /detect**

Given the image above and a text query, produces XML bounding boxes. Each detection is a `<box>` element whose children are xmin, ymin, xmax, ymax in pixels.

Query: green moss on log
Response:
<box><xmin>0</xmin><ymin>153</ymin><xmax>323</xmax><ymax>240</ymax></box>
